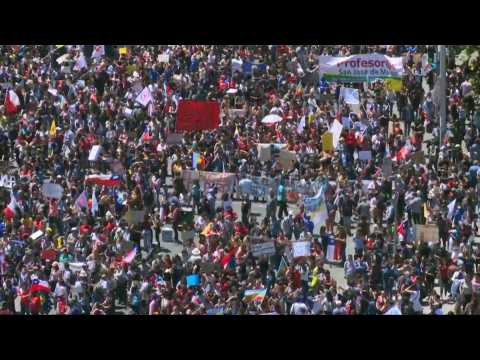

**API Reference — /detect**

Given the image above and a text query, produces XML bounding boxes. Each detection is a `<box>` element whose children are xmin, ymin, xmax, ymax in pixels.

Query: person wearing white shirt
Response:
<box><xmin>290</xmin><ymin>300</ymin><xmax>310</xmax><ymax>315</ymax></box>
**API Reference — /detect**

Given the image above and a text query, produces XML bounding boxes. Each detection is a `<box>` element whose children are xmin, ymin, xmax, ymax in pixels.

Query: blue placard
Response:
<box><xmin>187</xmin><ymin>274</ymin><xmax>201</xmax><ymax>288</ymax></box>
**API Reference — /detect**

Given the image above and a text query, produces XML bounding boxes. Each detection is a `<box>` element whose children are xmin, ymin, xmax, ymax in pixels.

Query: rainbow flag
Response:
<box><xmin>192</xmin><ymin>152</ymin><xmax>205</xmax><ymax>170</ymax></box>
<box><xmin>244</xmin><ymin>289</ymin><xmax>267</xmax><ymax>304</ymax></box>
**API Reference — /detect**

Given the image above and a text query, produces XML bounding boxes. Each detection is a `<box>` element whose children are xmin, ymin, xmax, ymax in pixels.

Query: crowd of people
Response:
<box><xmin>0</xmin><ymin>44</ymin><xmax>479</xmax><ymax>315</ymax></box>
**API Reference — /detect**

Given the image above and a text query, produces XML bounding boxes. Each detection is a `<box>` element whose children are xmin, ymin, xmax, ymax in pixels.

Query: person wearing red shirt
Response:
<box><xmin>29</xmin><ymin>292</ymin><xmax>42</xmax><ymax>315</ymax></box>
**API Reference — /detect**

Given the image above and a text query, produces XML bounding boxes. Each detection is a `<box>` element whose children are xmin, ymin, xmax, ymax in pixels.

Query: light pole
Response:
<box><xmin>438</xmin><ymin>45</ymin><xmax>447</xmax><ymax>150</ymax></box>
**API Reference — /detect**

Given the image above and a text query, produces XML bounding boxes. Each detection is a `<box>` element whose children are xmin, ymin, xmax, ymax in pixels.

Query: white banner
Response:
<box><xmin>319</xmin><ymin>54</ymin><xmax>404</xmax><ymax>82</ymax></box>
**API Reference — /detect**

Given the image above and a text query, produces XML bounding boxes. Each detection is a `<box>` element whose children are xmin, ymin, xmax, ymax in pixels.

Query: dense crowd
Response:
<box><xmin>0</xmin><ymin>44</ymin><xmax>479</xmax><ymax>315</ymax></box>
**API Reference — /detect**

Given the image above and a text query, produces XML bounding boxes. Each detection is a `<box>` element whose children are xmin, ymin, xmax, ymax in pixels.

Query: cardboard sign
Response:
<box><xmin>258</xmin><ymin>144</ymin><xmax>272</xmax><ymax>162</ymax></box>
<box><xmin>228</xmin><ymin>108</ymin><xmax>246</xmax><ymax>119</ymax></box>
<box><xmin>257</xmin><ymin>143</ymin><xmax>287</xmax><ymax>162</ymax></box>
<box><xmin>358</xmin><ymin>150</ymin><xmax>372</xmax><ymax>161</ymax></box>
<box><xmin>382</xmin><ymin>158</ymin><xmax>393</xmax><ymax>177</ymax></box>
<box><xmin>251</xmin><ymin>241</ymin><xmax>276</xmax><ymax>258</ymax></box>
<box><xmin>166</xmin><ymin>133</ymin><xmax>183</xmax><ymax>145</ymax></box>
<box><xmin>278</xmin><ymin>150</ymin><xmax>297</xmax><ymax>171</ymax></box>
<box><xmin>186</xmin><ymin>274</ymin><xmax>201</xmax><ymax>287</ymax></box>
<box><xmin>411</xmin><ymin>150</ymin><xmax>425</xmax><ymax>164</ymax></box>
<box><xmin>41</xmin><ymin>182</ymin><xmax>64</xmax><ymax>200</ymax></box>
<box><xmin>318</xmin><ymin>94</ymin><xmax>336</xmax><ymax>103</ymax></box>
<box><xmin>88</xmin><ymin>145</ymin><xmax>102</xmax><ymax>162</ymax></box>
<box><xmin>200</xmin><ymin>262</ymin><xmax>222</xmax><ymax>274</ymax></box>
<box><xmin>416</xmin><ymin>224</ymin><xmax>439</xmax><ymax>244</ymax></box>
<box><xmin>293</xmin><ymin>241</ymin><xmax>311</xmax><ymax>258</ymax></box>
<box><xmin>124</xmin><ymin>210</ymin><xmax>146</xmax><ymax>225</ymax></box>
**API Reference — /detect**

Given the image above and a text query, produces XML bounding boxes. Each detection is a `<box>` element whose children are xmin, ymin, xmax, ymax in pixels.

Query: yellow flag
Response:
<box><xmin>119</xmin><ymin>47</ymin><xmax>127</xmax><ymax>55</ymax></box>
<box><xmin>50</xmin><ymin>119</ymin><xmax>57</xmax><ymax>138</ymax></box>
<box><xmin>385</xmin><ymin>78</ymin><xmax>402</xmax><ymax>92</ymax></box>
<box><xmin>55</xmin><ymin>45</ymin><xmax>65</xmax><ymax>49</ymax></box>
<box><xmin>126</xmin><ymin>64</ymin><xmax>138</xmax><ymax>74</ymax></box>
<box><xmin>308</xmin><ymin>113</ymin><xmax>315</xmax><ymax>124</ymax></box>
<box><xmin>321</xmin><ymin>132</ymin><xmax>334</xmax><ymax>152</ymax></box>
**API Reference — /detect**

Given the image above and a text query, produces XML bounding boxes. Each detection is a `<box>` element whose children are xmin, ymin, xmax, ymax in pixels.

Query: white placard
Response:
<box><xmin>41</xmin><ymin>182</ymin><xmax>64</xmax><ymax>200</ymax></box>
<box><xmin>124</xmin><ymin>108</ymin><xmax>133</xmax><ymax>117</ymax></box>
<box><xmin>48</xmin><ymin>88</ymin><xmax>58</xmax><ymax>97</ymax></box>
<box><xmin>293</xmin><ymin>241</ymin><xmax>311</xmax><ymax>258</ymax></box>
<box><xmin>358</xmin><ymin>150</ymin><xmax>372</xmax><ymax>161</ymax></box>
<box><xmin>88</xmin><ymin>145</ymin><xmax>102</xmax><ymax>162</ymax></box>
<box><xmin>30</xmin><ymin>230</ymin><xmax>44</xmax><ymax>241</ymax></box>
<box><xmin>158</xmin><ymin>54</ymin><xmax>170</xmax><ymax>63</ymax></box>
<box><xmin>251</xmin><ymin>241</ymin><xmax>276</xmax><ymax>258</ymax></box>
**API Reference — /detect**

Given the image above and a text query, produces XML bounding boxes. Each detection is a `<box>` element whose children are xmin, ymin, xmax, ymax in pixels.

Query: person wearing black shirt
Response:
<box><xmin>339</xmin><ymin>194</ymin><xmax>353</xmax><ymax>236</ymax></box>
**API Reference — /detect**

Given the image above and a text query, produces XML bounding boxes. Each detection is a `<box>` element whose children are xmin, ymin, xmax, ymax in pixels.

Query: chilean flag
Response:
<box><xmin>85</xmin><ymin>174</ymin><xmax>121</xmax><ymax>187</ymax></box>
<box><xmin>5</xmin><ymin>89</ymin><xmax>20</xmax><ymax>113</ymax></box>
<box><xmin>123</xmin><ymin>247</ymin><xmax>137</xmax><ymax>264</ymax></box>
<box><xmin>326</xmin><ymin>235</ymin><xmax>338</xmax><ymax>262</ymax></box>
<box><xmin>31</xmin><ymin>279</ymin><xmax>52</xmax><ymax>293</ymax></box>
<box><xmin>3</xmin><ymin>190</ymin><xmax>18</xmax><ymax>221</ymax></box>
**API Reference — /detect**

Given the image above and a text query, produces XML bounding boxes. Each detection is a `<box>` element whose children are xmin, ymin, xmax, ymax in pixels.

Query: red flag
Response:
<box><xmin>396</xmin><ymin>146</ymin><xmax>409</xmax><ymax>162</ymax></box>
<box><xmin>176</xmin><ymin>100</ymin><xmax>220</xmax><ymax>132</ymax></box>
<box><xmin>397</xmin><ymin>222</ymin><xmax>405</xmax><ymax>237</ymax></box>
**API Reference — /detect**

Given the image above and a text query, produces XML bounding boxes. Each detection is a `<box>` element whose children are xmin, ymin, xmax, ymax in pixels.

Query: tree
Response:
<box><xmin>451</xmin><ymin>45</ymin><xmax>480</xmax><ymax>95</ymax></box>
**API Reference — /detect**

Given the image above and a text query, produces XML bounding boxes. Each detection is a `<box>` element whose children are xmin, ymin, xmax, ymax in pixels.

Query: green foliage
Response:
<box><xmin>450</xmin><ymin>46</ymin><xmax>480</xmax><ymax>100</ymax></box>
